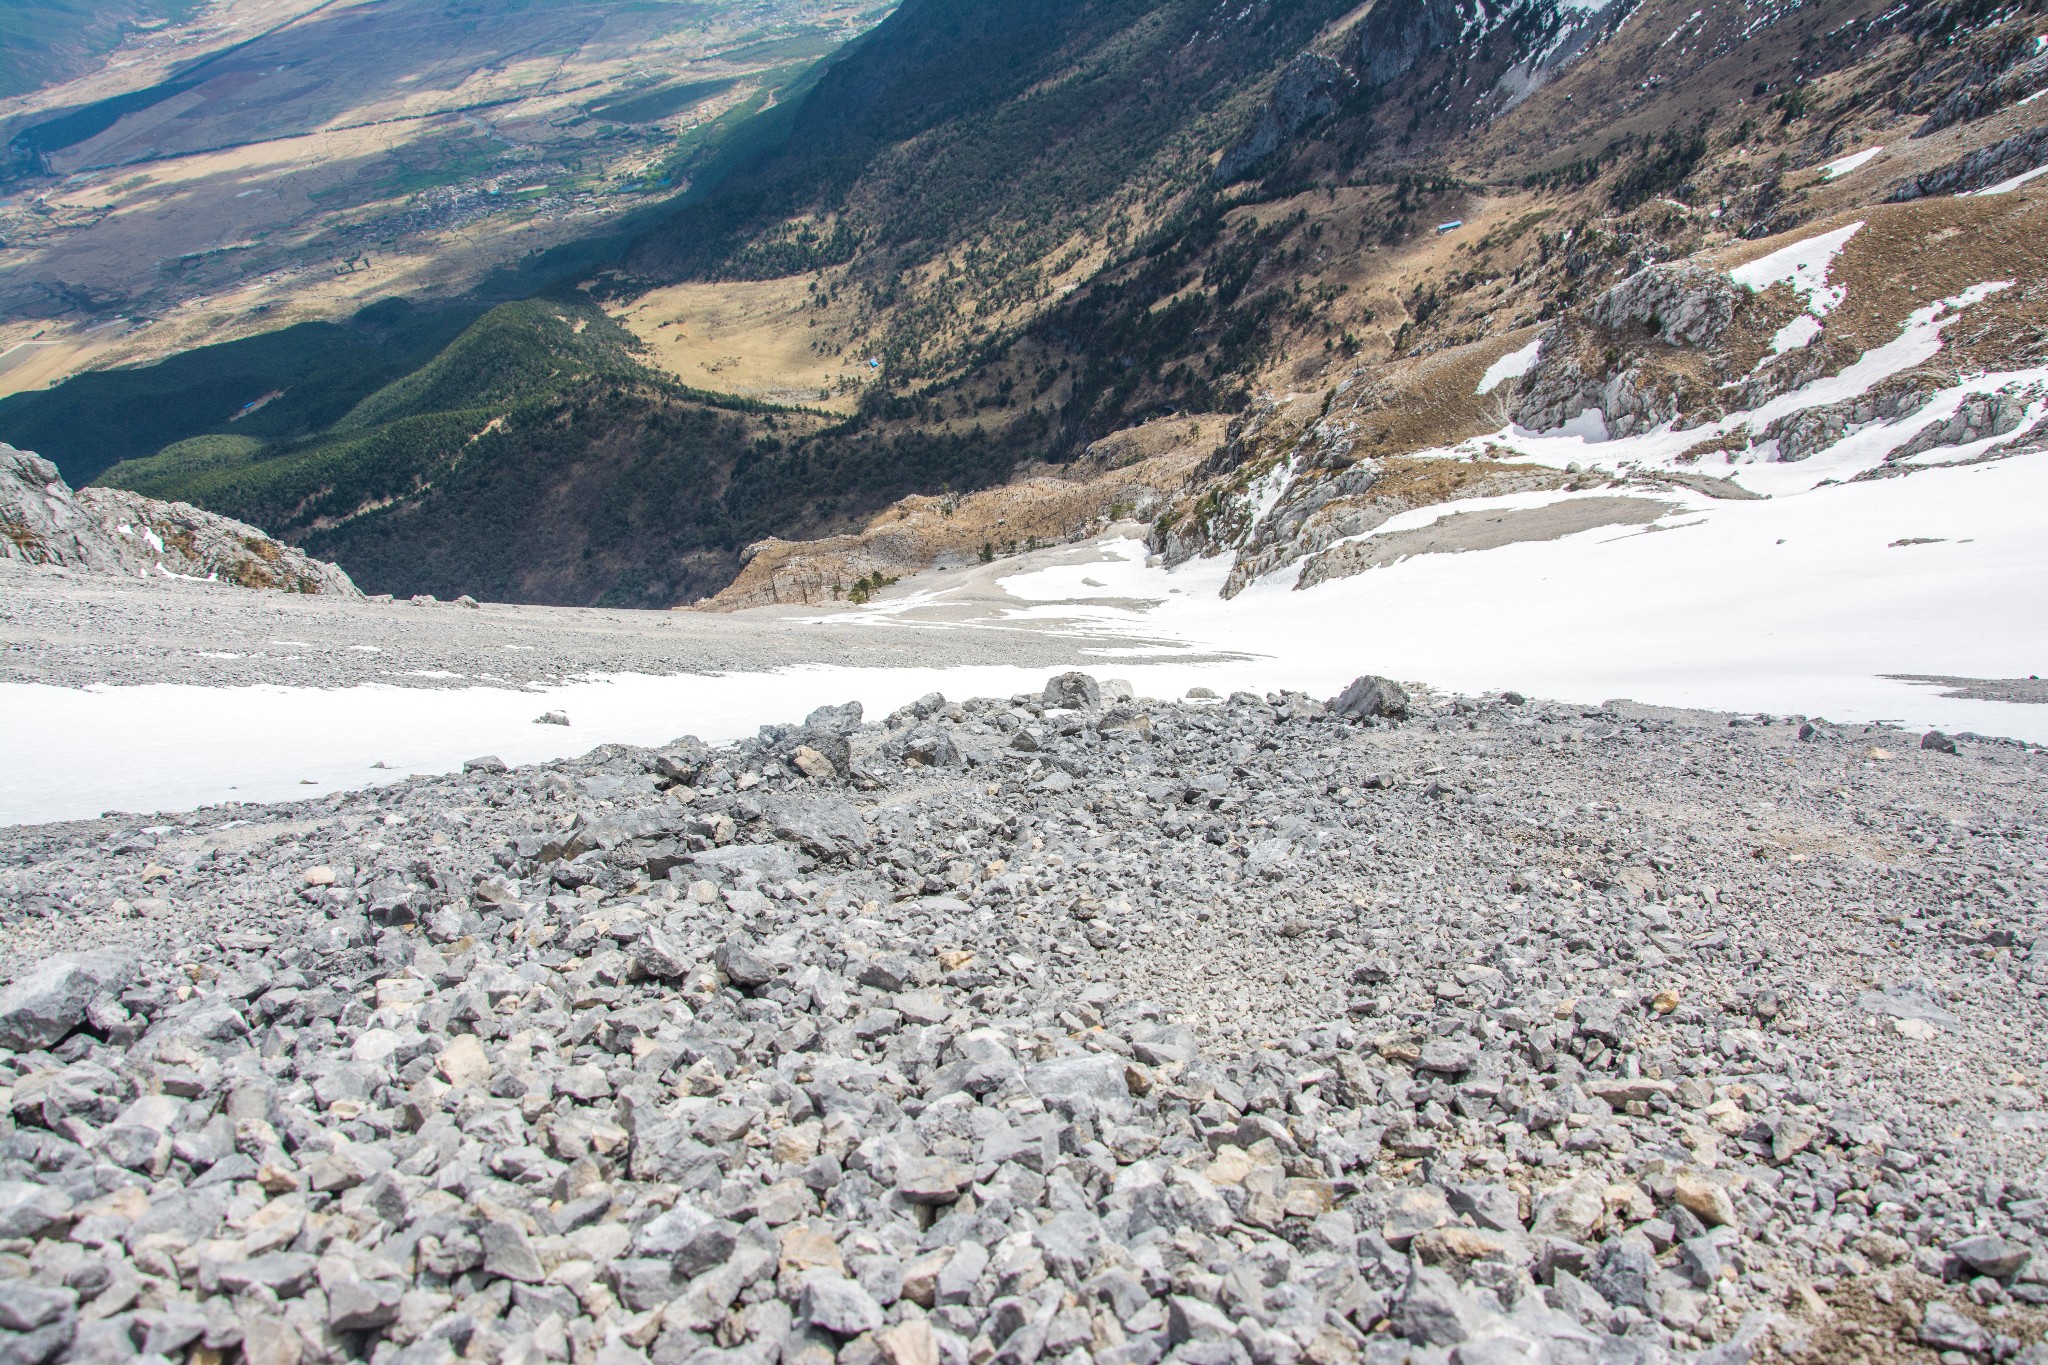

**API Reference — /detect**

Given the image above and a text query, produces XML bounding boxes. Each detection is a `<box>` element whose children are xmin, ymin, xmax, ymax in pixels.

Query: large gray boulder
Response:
<box><xmin>0</xmin><ymin>951</ymin><xmax>138</xmax><ymax>1050</ymax></box>
<box><xmin>1023</xmin><ymin>1054</ymin><xmax>1132</xmax><ymax>1120</ymax></box>
<box><xmin>634</xmin><ymin>1200</ymin><xmax>738</xmax><ymax>1276</ymax></box>
<box><xmin>0</xmin><ymin>1183</ymin><xmax>73</xmax><ymax>1240</ymax></box>
<box><xmin>799</xmin><ymin>1274</ymin><xmax>884</xmax><ymax>1336</ymax></box>
<box><xmin>901</xmin><ymin>727</ymin><xmax>963</xmax><ymax>769</ymax></box>
<box><xmin>1331</xmin><ymin>675</ymin><xmax>1412</xmax><ymax>722</ymax></box>
<box><xmin>690</xmin><ymin>843</ymin><xmax>800</xmax><ymax>883</ymax></box>
<box><xmin>1042</xmin><ymin>672</ymin><xmax>1102</xmax><ymax>710</ymax></box>
<box><xmin>1390</xmin><ymin>1264</ymin><xmax>1489</xmax><ymax>1346</ymax></box>
<box><xmin>768</xmin><ymin>797</ymin><xmax>870</xmax><ymax>859</ymax></box>
<box><xmin>802</xmin><ymin>701</ymin><xmax>864</xmax><ymax>735</ymax></box>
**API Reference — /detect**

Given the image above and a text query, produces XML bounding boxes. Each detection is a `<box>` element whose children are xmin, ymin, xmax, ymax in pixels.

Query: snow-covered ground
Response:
<box><xmin>1821</xmin><ymin>146</ymin><xmax>1885</xmax><ymax>180</ymax></box>
<box><xmin>3</xmin><ymin>448</ymin><xmax>2044</xmax><ymax>826</ymax></box>
<box><xmin>0</xmin><ymin>665</ymin><xmax>1080</xmax><ymax>827</ymax></box>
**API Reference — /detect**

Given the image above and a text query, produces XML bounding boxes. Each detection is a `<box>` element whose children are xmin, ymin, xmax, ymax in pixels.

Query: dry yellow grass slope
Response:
<box><xmin>611</xmin><ymin>274</ymin><xmax>868</xmax><ymax>412</ymax></box>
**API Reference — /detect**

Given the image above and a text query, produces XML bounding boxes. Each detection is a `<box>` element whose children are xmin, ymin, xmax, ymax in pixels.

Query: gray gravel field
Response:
<box><xmin>0</xmin><ymin>554</ymin><xmax>1211</xmax><ymax>693</ymax></box>
<box><xmin>0</xmin><ymin>672</ymin><xmax>2043</xmax><ymax>1365</ymax></box>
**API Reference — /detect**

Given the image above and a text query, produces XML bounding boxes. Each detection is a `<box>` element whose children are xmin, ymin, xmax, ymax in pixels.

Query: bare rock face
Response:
<box><xmin>0</xmin><ymin>447</ymin><xmax>129</xmax><ymax>574</ymax></box>
<box><xmin>1889</xmin><ymin>124</ymin><xmax>2048</xmax><ymax>200</ymax></box>
<box><xmin>0</xmin><ymin>445</ymin><xmax>359</xmax><ymax>595</ymax></box>
<box><xmin>1583</xmin><ymin>264</ymin><xmax>1743</xmax><ymax>349</ymax></box>
<box><xmin>1511</xmin><ymin>264</ymin><xmax>1766</xmax><ymax>436</ymax></box>
<box><xmin>1214</xmin><ymin>54</ymin><xmax>1351</xmax><ymax>183</ymax></box>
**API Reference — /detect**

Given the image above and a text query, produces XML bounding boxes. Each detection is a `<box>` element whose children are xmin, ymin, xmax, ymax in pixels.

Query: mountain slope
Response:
<box><xmin>45</xmin><ymin>0</ymin><xmax>1372</xmax><ymax>602</ymax></box>
<box><xmin>89</xmin><ymin>299</ymin><xmax>793</xmax><ymax>605</ymax></box>
<box><xmin>21</xmin><ymin>0</ymin><xmax>2048</xmax><ymax>609</ymax></box>
<box><xmin>619</xmin><ymin>0</ymin><xmax>1368</xmax><ymax>375</ymax></box>
<box><xmin>88</xmin><ymin>295</ymin><xmax>1041</xmax><ymax>606</ymax></box>
<box><xmin>0</xmin><ymin>0</ymin><xmax>199</xmax><ymax>101</ymax></box>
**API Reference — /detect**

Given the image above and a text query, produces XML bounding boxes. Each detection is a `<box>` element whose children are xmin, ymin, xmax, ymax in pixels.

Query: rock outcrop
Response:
<box><xmin>1214</xmin><ymin>55</ymin><xmax>1351</xmax><ymax>184</ymax></box>
<box><xmin>1888</xmin><ymin>125</ymin><xmax>2048</xmax><ymax>201</ymax></box>
<box><xmin>1582</xmin><ymin>264</ymin><xmax>1743</xmax><ymax>348</ymax></box>
<box><xmin>1510</xmin><ymin>263</ymin><xmax>1776</xmax><ymax>437</ymax></box>
<box><xmin>0</xmin><ymin>445</ymin><xmax>359</xmax><ymax>595</ymax></box>
<box><xmin>706</xmin><ymin>418</ymin><xmax>1221</xmax><ymax>611</ymax></box>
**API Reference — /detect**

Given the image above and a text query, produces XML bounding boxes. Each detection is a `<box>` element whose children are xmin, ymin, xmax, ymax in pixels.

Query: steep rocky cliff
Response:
<box><xmin>0</xmin><ymin>445</ymin><xmax>360</xmax><ymax>596</ymax></box>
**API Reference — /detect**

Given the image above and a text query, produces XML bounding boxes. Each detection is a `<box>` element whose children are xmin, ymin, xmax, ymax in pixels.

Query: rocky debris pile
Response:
<box><xmin>1</xmin><ymin>674</ymin><xmax>2045</xmax><ymax>1365</ymax></box>
<box><xmin>0</xmin><ymin>446</ymin><xmax>358</xmax><ymax>596</ymax></box>
<box><xmin>1147</xmin><ymin>396</ymin><xmax>1570</xmax><ymax>599</ymax></box>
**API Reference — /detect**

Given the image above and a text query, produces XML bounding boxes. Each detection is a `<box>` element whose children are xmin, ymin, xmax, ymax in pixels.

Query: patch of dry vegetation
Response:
<box><xmin>705</xmin><ymin>414</ymin><xmax>1229</xmax><ymax>609</ymax></box>
<box><xmin>611</xmin><ymin>274</ymin><xmax>867</xmax><ymax>412</ymax></box>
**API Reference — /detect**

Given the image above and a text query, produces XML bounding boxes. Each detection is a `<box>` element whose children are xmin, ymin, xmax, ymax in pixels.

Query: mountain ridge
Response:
<box><xmin>2</xmin><ymin>0</ymin><xmax>2045</xmax><ymax>608</ymax></box>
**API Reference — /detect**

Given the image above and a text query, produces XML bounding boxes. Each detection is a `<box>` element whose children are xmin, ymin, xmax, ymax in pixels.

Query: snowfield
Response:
<box><xmin>3</xmin><ymin>448</ymin><xmax>2045</xmax><ymax>825</ymax></box>
<box><xmin>1727</xmin><ymin>219</ymin><xmax>1861</xmax><ymax>314</ymax></box>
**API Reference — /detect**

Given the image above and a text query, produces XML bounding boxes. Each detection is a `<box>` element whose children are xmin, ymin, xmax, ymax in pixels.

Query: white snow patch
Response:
<box><xmin>998</xmin><ymin>549</ymin><xmax>1179</xmax><ymax>606</ymax></box>
<box><xmin>1728</xmin><ymin>221</ymin><xmax>1862</xmax><ymax>315</ymax></box>
<box><xmin>0</xmin><ymin>666</ymin><xmax>1136</xmax><ymax>825</ymax></box>
<box><xmin>1477</xmin><ymin>336</ymin><xmax>1545</xmax><ymax>393</ymax></box>
<box><xmin>1558</xmin><ymin>408</ymin><xmax>1610</xmax><ymax>442</ymax></box>
<box><xmin>1768</xmin><ymin>313</ymin><xmax>1823</xmax><ymax>355</ymax></box>
<box><xmin>1821</xmin><ymin>147</ymin><xmax>1884</xmax><ymax>179</ymax></box>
